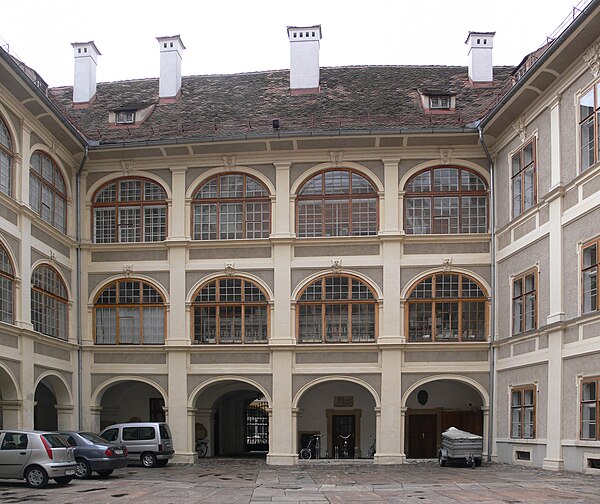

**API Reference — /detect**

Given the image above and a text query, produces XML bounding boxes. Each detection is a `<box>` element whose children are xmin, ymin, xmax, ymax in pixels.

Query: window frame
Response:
<box><xmin>582</xmin><ymin>238</ymin><xmax>599</xmax><ymax>314</ymax></box>
<box><xmin>296</xmin><ymin>274</ymin><xmax>378</xmax><ymax>344</ymax></box>
<box><xmin>578</xmin><ymin>81</ymin><xmax>600</xmax><ymax>172</ymax></box>
<box><xmin>581</xmin><ymin>376</ymin><xmax>600</xmax><ymax>441</ymax></box>
<box><xmin>405</xmin><ymin>272</ymin><xmax>488</xmax><ymax>342</ymax></box>
<box><xmin>191</xmin><ymin>173</ymin><xmax>271</xmax><ymax>241</ymax></box>
<box><xmin>296</xmin><ymin>169</ymin><xmax>379</xmax><ymax>238</ymax></box>
<box><xmin>510</xmin><ymin>385</ymin><xmax>536</xmax><ymax>439</ymax></box>
<box><xmin>93</xmin><ymin>278</ymin><xmax>167</xmax><ymax>345</ymax></box>
<box><xmin>429</xmin><ymin>96</ymin><xmax>451</xmax><ymax>110</ymax></box>
<box><xmin>91</xmin><ymin>177</ymin><xmax>168</xmax><ymax>243</ymax></box>
<box><xmin>191</xmin><ymin>277</ymin><xmax>270</xmax><ymax>344</ymax></box>
<box><xmin>404</xmin><ymin>166</ymin><xmax>488</xmax><ymax>235</ymax></box>
<box><xmin>511</xmin><ymin>268</ymin><xmax>538</xmax><ymax>335</ymax></box>
<box><xmin>0</xmin><ymin>243</ymin><xmax>15</xmax><ymax>324</ymax></box>
<box><xmin>31</xmin><ymin>264</ymin><xmax>68</xmax><ymax>340</ymax></box>
<box><xmin>29</xmin><ymin>151</ymin><xmax>68</xmax><ymax>233</ymax></box>
<box><xmin>0</xmin><ymin>115</ymin><xmax>14</xmax><ymax>197</ymax></box>
<box><xmin>510</xmin><ymin>138</ymin><xmax>537</xmax><ymax>218</ymax></box>
<box><xmin>115</xmin><ymin>110</ymin><xmax>136</xmax><ymax>124</ymax></box>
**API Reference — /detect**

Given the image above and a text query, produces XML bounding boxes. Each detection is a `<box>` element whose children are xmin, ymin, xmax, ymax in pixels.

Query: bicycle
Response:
<box><xmin>299</xmin><ymin>434</ymin><xmax>321</xmax><ymax>460</ymax></box>
<box><xmin>367</xmin><ymin>436</ymin><xmax>376</xmax><ymax>458</ymax></box>
<box><xmin>195</xmin><ymin>438</ymin><xmax>208</xmax><ymax>458</ymax></box>
<box><xmin>337</xmin><ymin>433</ymin><xmax>351</xmax><ymax>459</ymax></box>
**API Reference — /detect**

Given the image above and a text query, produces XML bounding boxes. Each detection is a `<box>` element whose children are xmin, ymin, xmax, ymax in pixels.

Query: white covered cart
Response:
<box><xmin>438</xmin><ymin>427</ymin><xmax>483</xmax><ymax>468</ymax></box>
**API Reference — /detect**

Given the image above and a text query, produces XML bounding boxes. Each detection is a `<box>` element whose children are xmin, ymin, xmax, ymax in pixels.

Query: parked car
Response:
<box><xmin>0</xmin><ymin>430</ymin><xmax>76</xmax><ymax>488</ymax></box>
<box><xmin>58</xmin><ymin>431</ymin><xmax>128</xmax><ymax>479</ymax></box>
<box><xmin>99</xmin><ymin>422</ymin><xmax>174</xmax><ymax>468</ymax></box>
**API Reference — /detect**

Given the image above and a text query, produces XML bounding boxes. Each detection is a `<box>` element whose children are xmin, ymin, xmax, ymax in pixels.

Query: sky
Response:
<box><xmin>0</xmin><ymin>0</ymin><xmax>592</xmax><ymax>88</ymax></box>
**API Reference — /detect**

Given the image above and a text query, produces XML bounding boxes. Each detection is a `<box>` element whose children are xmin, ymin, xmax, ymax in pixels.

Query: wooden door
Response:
<box><xmin>332</xmin><ymin>414</ymin><xmax>355</xmax><ymax>458</ymax></box>
<box><xmin>408</xmin><ymin>414</ymin><xmax>438</xmax><ymax>458</ymax></box>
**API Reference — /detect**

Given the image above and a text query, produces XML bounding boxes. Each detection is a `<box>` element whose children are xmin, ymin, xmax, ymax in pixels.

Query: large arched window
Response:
<box><xmin>94</xmin><ymin>279</ymin><xmax>166</xmax><ymax>344</ymax></box>
<box><xmin>405</xmin><ymin>273</ymin><xmax>487</xmax><ymax>342</ymax></box>
<box><xmin>0</xmin><ymin>244</ymin><xmax>15</xmax><ymax>324</ymax></box>
<box><xmin>297</xmin><ymin>275</ymin><xmax>377</xmax><ymax>343</ymax></box>
<box><xmin>296</xmin><ymin>169</ymin><xmax>378</xmax><ymax>237</ymax></box>
<box><xmin>31</xmin><ymin>265</ymin><xmax>68</xmax><ymax>340</ymax></box>
<box><xmin>192</xmin><ymin>173</ymin><xmax>270</xmax><ymax>240</ymax></box>
<box><xmin>404</xmin><ymin>167</ymin><xmax>487</xmax><ymax>234</ymax></box>
<box><xmin>29</xmin><ymin>151</ymin><xmax>67</xmax><ymax>233</ymax></box>
<box><xmin>192</xmin><ymin>277</ymin><xmax>269</xmax><ymax>344</ymax></box>
<box><xmin>0</xmin><ymin>116</ymin><xmax>14</xmax><ymax>197</ymax></box>
<box><xmin>92</xmin><ymin>177</ymin><xmax>167</xmax><ymax>243</ymax></box>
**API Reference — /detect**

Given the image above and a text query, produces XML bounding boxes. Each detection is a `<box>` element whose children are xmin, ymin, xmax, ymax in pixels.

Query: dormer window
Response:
<box><xmin>115</xmin><ymin>111</ymin><xmax>135</xmax><ymax>124</ymax></box>
<box><xmin>419</xmin><ymin>90</ymin><xmax>456</xmax><ymax>112</ymax></box>
<box><xmin>429</xmin><ymin>96</ymin><xmax>451</xmax><ymax>110</ymax></box>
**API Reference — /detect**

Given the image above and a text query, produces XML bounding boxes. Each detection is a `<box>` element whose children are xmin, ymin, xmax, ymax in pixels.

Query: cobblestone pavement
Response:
<box><xmin>1</xmin><ymin>459</ymin><xmax>599</xmax><ymax>503</ymax></box>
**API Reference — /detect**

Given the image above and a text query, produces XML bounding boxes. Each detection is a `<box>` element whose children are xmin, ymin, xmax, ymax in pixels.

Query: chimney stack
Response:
<box><xmin>157</xmin><ymin>35</ymin><xmax>185</xmax><ymax>101</ymax></box>
<box><xmin>71</xmin><ymin>41</ymin><xmax>101</xmax><ymax>104</ymax></box>
<box><xmin>465</xmin><ymin>31</ymin><xmax>495</xmax><ymax>83</ymax></box>
<box><xmin>287</xmin><ymin>25</ymin><xmax>321</xmax><ymax>93</ymax></box>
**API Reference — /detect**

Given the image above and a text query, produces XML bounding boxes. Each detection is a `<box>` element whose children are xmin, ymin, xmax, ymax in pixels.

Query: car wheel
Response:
<box><xmin>141</xmin><ymin>452</ymin><xmax>157</xmax><ymax>468</ymax></box>
<box><xmin>54</xmin><ymin>476</ymin><xmax>73</xmax><ymax>486</ymax></box>
<box><xmin>156</xmin><ymin>459</ymin><xmax>168</xmax><ymax>467</ymax></box>
<box><xmin>76</xmin><ymin>458</ymin><xmax>92</xmax><ymax>479</ymax></box>
<box><xmin>438</xmin><ymin>454</ymin><xmax>446</xmax><ymax>467</ymax></box>
<box><xmin>25</xmin><ymin>466</ymin><xmax>49</xmax><ymax>488</ymax></box>
<box><xmin>97</xmin><ymin>469</ymin><xmax>114</xmax><ymax>478</ymax></box>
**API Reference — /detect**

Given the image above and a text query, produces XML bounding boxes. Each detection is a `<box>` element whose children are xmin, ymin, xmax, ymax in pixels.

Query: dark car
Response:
<box><xmin>58</xmin><ymin>431</ymin><xmax>128</xmax><ymax>479</ymax></box>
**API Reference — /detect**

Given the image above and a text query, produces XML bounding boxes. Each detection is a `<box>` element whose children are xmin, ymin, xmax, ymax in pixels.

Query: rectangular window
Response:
<box><xmin>582</xmin><ymin>240</ymin><xmax>598</xmax><ymax>314</ymax></box>
<box><xmin>579</xmin><ymin>83</ymin><xmax>600</xmax><ymax>172</ymax></box>
<box><xmin>512</xmin><ymin>270</ymin><xmax>537</xmax><ymax>335</ymax></box>
<box><xmin>581</xmin><ymin>378</ymin><xmax>599</xmax><ymax>440</ymax></box>
<box><xmin>511</xmin><ymin>385</ymin><xmax>536</xmax><ymax>439</ymax></box>
<box><xmin>115</xmin><ymin>111</ymin><xmax>135</xmax><ymax>124</ymax></box>
<box><xmin>511</xmin><ymin>139</ymin><xmax>536</xmax><ymax>218</ymax></box>
<box><xmin>429</xmin><ymin>96</ymin><xmax>451</xmax><ymax>109</ymax></box>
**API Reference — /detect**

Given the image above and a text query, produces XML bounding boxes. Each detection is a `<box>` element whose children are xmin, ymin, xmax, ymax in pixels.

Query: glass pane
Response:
<box><xmin>142</xmin><ymin>307</ymin><xmax>164</xmax><ymax>344</ymax></box>
<box><xmin>96</xmin><ymin>309</ymin><xmax>117</xmax><ymax>343</ymax></box>
<box><xmin>524</xmin><ymin>407</ymin><xmax>534</xmax><ymax>438</ymax></box>
<box><xmin>352</xmin><ymin>304</ymin><xmax>375</xmax><ymax>342</ymax></box>
<box><xmin>513</xmin><ymin>298</ymin><xmax>523</xmax><ymax>334</ymax></box>
<box><xmin>324</xmin><ymin>304</ymin><xmax>349</xmax><ymax>342</ymax></box>
<box><xmin>523</xmin><ymin>389</ymin><xmax>534</xmax><ymax>406</ymax></box>
<box><xmin>196</xmin><ymin>281</ymin><xmax>216</xmax><ymax>302</ymax></box>
<box><xmin>351</xmin><ymin>279</ymin><xmax>374</xmax><ymax>300</ymax></box>
<box><xmin>433</xmin><ymin>197</ymin><xmax>459</xmax><ymax>233</ymax></box>
<box><xmin>144</xmin><ymin>206</ymin><xmax>166</xmax><ymax>242</ymax></box>
<box><xmin>219</xmin><ymin>305</ymin><xmax>242</xmax><ymax>343</ymax></box>
<box><xmin>405</xmin><ymin>197</ymin><xmax>431</xmax><ymax>234</ymax></box>
<box><xmin>580</xmin><ymin>88</ymin><xmax>595</xmax><ymax>119</ymax></box>
<box><xmin>410</xmin><ymin>277</ymin><xmax>432</xmax><ymax>299</ymax></box>
<box><xmin>194</xmin><ymin>204</ymin><xmax>217</xmax><ymax>240</ymax></box>
<box><xmin>583</xmin><ymin>267</ymin><xmax>597</xmax><ymax>313</ymax></box>
<box><xmin>435</xmin><ymin>274</ymin><xmax>459</xmax><ymax>298</ymax></box>
<box><xmin>461</xmin><ymin>196</ymin><xmax>487</xmax><ymax>233</ymax></box>
<box><xmin>525</xmin><ymin>293</ymin><xmax>536</xmax><ymax>331</ymax></box>
<box><xmin>196</xmin><ymin>178</ymin><xmax>218</xmax><ymax>199</ymax></box>
<box><xmin>581</xmin><ymin>117</ymin><xmax>595</xmax><ymax>171</ymax></box>
<box><xmin>462</xmin><ymin>277</ymin><xmax>484</xmax><ymax>298</ymax></box>
<box><xmin>119</xmin><ymin>179</ymin><xmax>141</xmax><ymax>201</ymax></box>
<box><xmin>351</xmin><ymin>198</ymin><xmax>377</xmax><ymax>236</ymax></box>
<box><xmin>119</xmin><ymin>207</ymin><xmax>141</xmax><ymax>242</ymax></box>
<box><xmin>324</xmin><ymin>200</ymin><xmax>350</xmax><ymax>236</ymax></box>
<box><xmin>300</xmin><ymin>174</ymin><xmax>323</xmax><ymax>195</ymax></box>
<box><xmin>513</xmin><ymin>174</ymin><xmax>522</xmax><ymax>217</ymax></box>
<box><xmin>246</xmin><ymin>177</ymin><xmax>268</xmax><ymax>197</ymax></box>
<box><xmin>435</xmin><ymin>302</ymin><xmax>459</xmax><ymax>340</ymax></box>
<box><xmin>511</xmin><ymin>153</ymin><xmax>522</xmax><ymax>176</ymax></box>
<box><xmin>0</xmin><ymin>119</ymin><xmax>12</xmax><ymax>150</ymax></box>
<box><xmin>512</xmin><ymin>391</ymin><xmax>522</xmax><ymax>407</ymax></box>
<box><xmin>245</xmin><ymin>202</ymin><xmax>270</xmax><ymax>239</ymax></box>
<box><xmin>119</xmin><ymin>281</ymin><xmax>140</xmax><ymax>304</ymax></box>
<box><xmin>194</xmin><ymin>306</ymin><xmax>216</xmax><ymax>343</ymax></box>
<box><xmin>244</xmin><ymin>281</ymin><xmax>265</xmax><ymax>302</ymax></box>
<box><xmin>523</xmin><ymin>166</ymin><xmax>535</xmax><ymax>210</ymax></box>
<box><xmin>583</xmin><ymin>244</ymin><xmax>597</xmax><ymax>269</ymax></box>
<box><xmin>298</xmin><ymin>304</ymin><xmax>322</xmax><ymax>342</ymax></box>
<box><xmin>324</xmin><ymin>171</ymin><xmax>350</xmax><ymax>195</ymax></box>
<box><xmin>523</xmin><ymin>142</ymin><xmax>534</xmax><ymax>167</ymax></box>
<box><xmin>220</xmin><ymin>174</ymin><xmax>244</xmax><ymax>199</ymax></box>
<box><xmin>297</xmin><ymin>200</ymin><xmax>322</xmax><ymax>237</ymax></box>
<box><xmin>461</xmin><ymin>170</ymin><xmax>485</xmax><ymax>191</ymax></box>
<box><xmin>461</xmin><ymin>301</ymin><xmax>485</xmax><ymax>341</ymax></box>
<box><xmin>244</xmin><ymin>305</ymin><xmax>268</xmax><ymax>342</ymax></box>
<box><xmin>583</xmin><ymin>382</ymin><xmax>596</xmax><ymax>401</ymax></box>
<box><xmin>300</xmin><ymin>280</ymin><xmax>322</xmax><ymax>301</ymax></box>
<box><xmin>325</xmin><ymin>276</ymin><xmax>349</xmax><ymax>300</ymax></box>
<box><xmin>96</xmin><ymin>184</ymin><xmax>116</xmax><ymax>203</ymax></box>
<box><xmin>433</xmin><ymin>168</ymin><xmax>459</xmax><ymax>191</ymax></box>
<box><xmin>144</xmin><ymin>181</ymin><xmax>166</xmax><ymax>200</ymax></box>
<box><xmin>94</xmin><ymin>208</ymin><xmax>116</xmax><ymax>243</ymax></box>
<box><xmin>511</xmin><ymin>407</ymin><xmax>522</xmax><ymax>438</ymax></box>
<box><xmin>219</xmin><ymin>278</ymin><xmax>242</xmax><ymax>302</ymax></box>
<box><xmin>407</xmin><ymin>171</ymin><xmax>431</xmax><ymax>192</ymax></box>
<box><xmin>219</xmin><ymin>202</ymin><xmax>243</xmax><ymax>239</ymax></box>
<box><xmin>119</xmin><ymin>307</ymin><xmax>140</xmax><ymax>343</ymax></box>
<box><xmin>351</xmin><ymin>172</ymin><xmax>375</xmax><ymax>193</ymax></box>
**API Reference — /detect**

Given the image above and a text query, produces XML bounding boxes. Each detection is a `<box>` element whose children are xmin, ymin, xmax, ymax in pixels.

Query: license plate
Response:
<box><xmin>114</xmin><ymin>449</ymin><xmax>123</xmax><ymax>455</ymax></box>
<box><xmin>65</xmin><ymin>470</ymin><xmax>75</xmax><ymax>476</ymax></box>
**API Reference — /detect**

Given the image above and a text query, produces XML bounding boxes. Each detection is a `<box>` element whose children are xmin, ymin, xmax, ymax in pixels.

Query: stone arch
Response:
<box><xmin>186</xmin><ymin>166</ymin><xmax>275</xmax><ymax>199</ymax></box>
<box><xmin>402</xmin><ymin>374</ymin><xmax>489</xmax><ymax>408</ymax></box>
<box><xmin>28</xmin><ymin>144</ymin><xmax>74</xmax><ymax>200</ymax></box>
<box><xmin>399</xmin><ymin>159</ymin><xmax>490</xmax><ymax>190</ymax></box>
<box><xmin>86</xmin><ymin>171</ymin><xmax>173</xmax><ymax>202</ymax></box>
<box><xmin>293</xmin><ymin>375</ymin><xmax>381</xmax><ymax>409</ymax></box>
<box><xmin>35</xmin><ymin>371</ymin><xmax>74</xmax><ymax>406</ymax></box>
<box><xmin>0</xmin><ymin>362</ymin><xmax>21</xmax><ymax>402</ymax></box>
<box><xmin>290</xmin><ymin>161</ymin><xmax>383</xmax><ymax>195</ymax></box>
<box><xmin>400</xmin><ymin>267</ymin><xmax>491</xmax><ymax>300</ymax></box>
<box><xmin>91</xmin><ymin>375</ymin><xmax>168</xmax><ymax>408</ymax></box>
<box><xmin>292</xmin><ymin>269</ymin><xmax>383</xmax><ymax>300</ymax></box>
<box><xmin>187</xmin><ymin>271</ymin><xmax>274</xmax><ymax>304</ymax></box>
<box><xmin>30</xmin><ymin>259</ymin><xmax>72</xmax><ymax>301</ymax></box>
<box><xmin>0</xmin><ymin>105</ymin><xmax>20</xmax><ymax>157</ymax></box>
<box><xmin>89</xmin><ymin>274</ymin><xmax>170</xmax><ymax>305</ymax></box>
<box><xmin>188</xmin><ymin>375</ymin><xmax>272</xmax><ymax>409</ymax></box>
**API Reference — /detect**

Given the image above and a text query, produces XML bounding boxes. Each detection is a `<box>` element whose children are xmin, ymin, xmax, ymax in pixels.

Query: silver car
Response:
<box><xmin>0</xmin><ymin>430</ymin><xmax>76</xmax><ymax>488</ymax></box>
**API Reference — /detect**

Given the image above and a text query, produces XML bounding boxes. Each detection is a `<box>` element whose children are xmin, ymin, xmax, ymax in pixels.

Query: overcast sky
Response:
<box><xmin>0</xmin><ymin>0</ymin><xmax>591</xmax><ymax>87</ymax></box>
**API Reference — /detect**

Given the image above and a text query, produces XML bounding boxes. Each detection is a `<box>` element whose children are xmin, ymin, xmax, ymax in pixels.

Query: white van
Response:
<box><xmin>99</xmin><ymin>422</ymin><xmax>174</xmax><ymax>467</ymax></box>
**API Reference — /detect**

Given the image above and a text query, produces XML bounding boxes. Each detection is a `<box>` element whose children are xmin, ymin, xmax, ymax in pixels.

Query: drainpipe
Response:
<box><xmin>478</xmin><ymin>124</ymin><xmax>495</xmax><ymax>463</ymax></box>
<box><xmin>76</xmin><ymin>146</ymin><xmax>88</xmax><ymax>429</ymax></box>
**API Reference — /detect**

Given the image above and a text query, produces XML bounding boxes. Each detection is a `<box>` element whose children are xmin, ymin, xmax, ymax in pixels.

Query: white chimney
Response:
<box><xmin>157</xmin><ymin>35</ymin><xmax>185</xmax><ymax>100</ymax></box>
<box><xmin>465</xmin><ymin>31</ymin><xmax>495</xmax><ymax>83</ymax></box>
<box><xmin>71</xmin><ymin>41</ymin><xmax>101</xmax><ymax>104</ymax></box>
<box><xmin>287</xmin><ymin>25</ymin><xmax>321</xmax><ymax>92</ymax></box>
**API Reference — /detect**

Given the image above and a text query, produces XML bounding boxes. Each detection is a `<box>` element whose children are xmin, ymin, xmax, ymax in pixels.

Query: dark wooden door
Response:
<box><xmin>332</xmin><ymin>414</ymin><xmax>355</xmax><ymax>458</ymax></box>
<box><xmin>408</xmin><ymin>414</ymin><xmax>437</xmax><ymax>458</ymax></box>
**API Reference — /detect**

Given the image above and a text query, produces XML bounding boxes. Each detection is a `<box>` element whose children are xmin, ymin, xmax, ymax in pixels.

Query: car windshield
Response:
<box><xmin>79</xmin><ymin>432</ymin><xmax>109</xmax><ymax>444</ymax></box>
<box><xmin>42</xmin><ymin>433</ymin><xmax>69</xmax><ymax>448</ymax></box>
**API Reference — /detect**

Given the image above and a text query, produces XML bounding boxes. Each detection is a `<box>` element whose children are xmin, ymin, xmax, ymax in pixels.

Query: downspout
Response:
<box><xmin>478</xmin><ymin>124</ymin><xmax>495</xmax><ymax>463</ymax></box>
<box><xmin>76</xmin><ymin>146</ymin><xmax>88</xmax><ymax>429</ymax></box>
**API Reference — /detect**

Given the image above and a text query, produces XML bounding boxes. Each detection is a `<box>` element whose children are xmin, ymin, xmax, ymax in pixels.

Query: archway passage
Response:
<box><xmin>405</xmin><ymin>379</ymin><xmax>484</xmax><ymax>459</ymax></box>
<box><xmin>194</xmin><ymin>380</ymin><xmax>269</xmax><ymax>458</ymax></box>
<box><xmin>0</xmin><ymin>366</ymin><xmax>19</xmax><ymax>429</ymax></box>
<box><xmin>99</xmin><ymin>381</ymin><xmax>165</xmax><ymax>430</ymax></box>
<box><xmin>296</xmin><ymin>379</ymin><xmax>377</xmax><ymax>459</ymax></box>
<box><xmin>34</xmin><ymin>382</ymin><xmax>57</xmax><ymax>431</ymax></box>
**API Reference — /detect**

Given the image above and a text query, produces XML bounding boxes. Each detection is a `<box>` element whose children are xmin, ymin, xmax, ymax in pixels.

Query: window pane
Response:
<box><xmin>298</xmin><ymin>304</ymin><xmax>322</xmax><ymax>342</ymax></box>
<box><xmin>582</xmin><ymin>403</ymin><xmax>596</xmax><ymax>439</ymax></box>
<box><xmin>144</xmin><ymin>206</ymin><xmax>166</xmax><ymax>242</ymax></box>
<box><xmin>194</xmin><ymin>204</ymin><xmax>217</xmax><ymax>240</ymax></box>
<box><xmin>513</xmin><ymin>298</ymin><xmax>523</xmax><ymax>334</ymax></box>
<box><xmin>142</xmin><ymin>307</ymin><xmax>164</xmax><ymax>343</ymax></box>
<box><xmin>512</xmin><ymin>391</ymin><xmax>522</xmax><ymax>407</ymax></box>
<box><xmin>351</xmin><ymin>172</ymin><xmax>375</xmax><ymax>194</ymax></box>
<box><xmin>219</xmin><ymin>202</ymin><xmax>243</xmax><ymax>239</ymax></box>
<box><xmin>435</xmin><ymin>274</ymin><xmax>459</xmax><ymax>298</ymax></box>
<box><xmin>352</xmin><ymin>279</ymin><xmax>374</xmax><ymax>300</ymax></box>
<box><xmin>245</xmin><ymin>202</ymin><xmax>270</xmax><ymax>239</ymax></box>
<box><xmin>525</xmin><ymin>293</ymin><xmax>536</xmax><ymax>331</ymax></box>
<box><xmin>433</xmin><ymin>197</ymin><xmax>459</xmax><ymax>234</ymax></box>
<box><xmin>410</xmin><ymin>277</ymin><xmax>432</xmax><ymax>299</ymax></box>
<box><xmin>324</xmin><ymin>200</ymin><xmax>350</xmax><ymax>236</ymax></box>
<box><xmin>119</xmin><ymin>179</ymin><xmax>141</xmax><ymax>201</ymax></box>
<box><xmin>300</xmin><ymin>280</ymin><xmax>322</xmax><ymax>301</ymax></box>
<box><xmin>244</xmin><ymin>305</ymin><xmax>268</xmax><ymax>342</ymax></box>
<box><xmin>119</xmin><ymin>281</ymin><xmax>140</xmax><ymax>304</ymax></box>
<box><xmin>194</xmin><ymin>306</ymin><xmax>216</xmax><ymax>343</ymax></box>
<box><xmin>461</xmin><ymin>171</ymin><xmax>485</xmax><ymax>191</ymax></box>
<box><xmin>0</xmin><ymin>151</ymin><xmax>11</xmax><ymax>196</ymax></box>
<box><xmin>511</xmin><ymin>153</ymin><xmax>522</xmax><ymax>176</ymax></box>
<box><xmin>405</xmin><ymin>197</ymin><xmax>431</xmax><ymax>234</ymax></box>
<box><xmin>119</xmin><ymin>207</ymin><xmax>141</xmax><ymax>242</ymax></box>
<box><xmin>462</xmin><ymin>302</ymin><xmax>485</xmax><ymax>340</ymax></box>
<box><xmin>524</xmin><ymin>406</ymin><xmax>534</xmax><ymax>438</ymax></box>
<box><xmin>513</xmin><ymin>174</ymin><xmax>522</xmax><ymax>217</ymax></box>
<box><xmin>351</xmin><ymin>199</ymin><xmax>377</xmax><ymax>236</ymax></box>
<box><xmin>144</xmin><ymin>181</ymin><xmax>166</xmax><ymax>200</ymax></box>
<box><xmin>246</xmin><ymin>177</ymin><xmax>268</xmax><ymax>197</ymax></box>
<box><xmin>580</xmin><ymin>88</ymin><xmax>595</xmax><ymax>119</ymax></box>
<box><xmin>300</xmin><ymin>174</ymin><xmax>323</xmax><ymax>195</ymax></box>
<box><xmin>583</xmin><ymin>382</ymin><xmax>596</xmax><ymax>401</ymax></box>
<box><xmin>219</xmin><ymin>305</ymin><xmax>242</xmax><ymax>343</ymax></box>
<box><xmin>119</xmin><ymin>307</ymin><xmax>140</xmax><ymax>343</ymax></box>
<box><xmin>219</xmin><ymin>278</ymin><xmax>242</xmax><ymax>302</ymax></box>
<box><xmin>583</xmin><ymin>267</ymin><xmax>597</xmax><ymax>313</ymax></box>
<box><xmin>95</xmin><ymin>308</ymin><xmax>116</xmax><ymax>344</ymax></box>
<box><xmin>461</xmin><ymin>196</ymin><xmax>487</xmax><ymax>233</ymax></box>
<box><xmin>325</xmin><ymin>277</ymin><xmax>349</xmax><ymax>300</ymax></box>
<box><xmin>433</xmin><ymin>168</ymin><xmax>458</xmax><ymax>191</ymax></box>
<box><xmin>352</xmin><ymin>304</ymin><xmax>375</xmax><ymax>342</ymax></box>
<box><xmin>324</xmin><ymin>171</ymin><xmax>350</xmax><ymax>195</ymax></box>
<box><xmin>94</xmin><ymin>208</ymin><xmax>116</xmax><ymax>243</ymax></box>
<box><xmin>581</xmin><ymin>117</ymin><xmax>595</xmax><ymax>172</ymax></box>
<box><xmin>408</xmin><ymin>303</ymin><xmax>432</xmax><ymax>341</ymax></box>
<box><xmin>435</xmin><ymin>302</ymin><xmax>459</xmax><ymax>340</ymax></box>
<box><xmin>511</xmin><ymin>407</ymin><xmax>521</xmax><ymax>438</ymax></box>
<box><xmin>523</xmin><ymin>166</ymin><xmax>535</xmax><ymax>211</ymax></box>
<box><xmin>583</xmin><ymin>244</ymin><xmax>597</xmax><ymax>269</ymax></box>
<box><xmin>325</xmin><ymin>304</ymin><xmax>349</xmax><ymax>342</ymax></box>
<box><xmin>220</xmin><ymin>174</ymin><xmax>244</xmax><ymax>198</ymax></box>
<box><xmin>0</xmin><ymin>277</ymin><xmax>13</xmax><ymax>324</ymax></box>
<box><xmin>297</xmin><ymin>200</ymin><xmax>322</xmax><ymax>237</ymax></box>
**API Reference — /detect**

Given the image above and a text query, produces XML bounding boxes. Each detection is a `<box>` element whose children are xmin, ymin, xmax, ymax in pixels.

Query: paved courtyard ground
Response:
<box><xmin>0</xmin><ymin>458</ymin><xmax>599</xmax><ymax>503</ymax></box>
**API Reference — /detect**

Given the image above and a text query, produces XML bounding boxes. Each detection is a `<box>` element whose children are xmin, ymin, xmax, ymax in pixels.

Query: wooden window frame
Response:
<box><xmin>0</xmin><ymin>243</ymin><xmax>15</xmax><ymax>324</ymax></box>
<box><xmin>191</xmin><ymin>173</ymin><xmax>271</xmax><ymax>241</ymax></box>
<box><xmin>31</xmin><ymin>264</ymin><xmax>68</xmax><ymax>340</ymax></box>
<box><xmin>510</xmin><ymin>385</ymin><xmax>536</xmax><ymax>439</ymax></box>
<box><xmin>404</xmin><ymin>166</ymin><xmax>488</xmax><ymax>235</ymax></box>
<box><xmin>296</xmin><ymin>169</ymin><xmax>379</xmax><ymax>238</ymax></box>
<box><xmin>511</xmin><ymin>268</ymin><xmax>538</xmax><ymax>335</ymax></box>
<box><xmin>296</xmin><ymin>274</ymin><xmax>378</xmax><ymax>344</ymax></box>
<box><xmin>191</xmin><ymin>277</ymin><xmax>270</xmax><ymax>344</ymax></box>
<box><xmin>93</xmin><ymin>279</ymin><xmax>167</xmax><ymax>345</ymax></box>
<box><xmin>582</xmin><ymin>238</ymin><xmax>599</xmax><ymax>314</ymax></box>
<box><xmin>581</xmin><ymin>376</ymin><xmax>600</xmax><ymax>441</ymax></box>
<box><xmin>405</xmin><ymin>272</ymin><xmax>488</xmax><ymax>342</ymax></box>
<box><xmin>91</xmin><ymin>177</ymin><xmax>168</xmax><ymax>244</ymax></box>
<box><xmin>0</xmin><ymin>115</ymin><xmax>14</xmax><ymax>197</ymax></box>
<box><xmin>579</xmin><ymin>81</ymin><xmax>600</xmax><ymax>172</ymax></box>
<box><xmin>29</xmin><ymin>151</ymin><xmax>67</xmax><ymax>233</ymax></box>
<box><xmin>510</xmin><ymin>138</ymin><xmax>537</xmax><ymax>218</ymax></box>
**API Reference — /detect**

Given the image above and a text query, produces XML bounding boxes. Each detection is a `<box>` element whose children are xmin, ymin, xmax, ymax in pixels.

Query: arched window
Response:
<box><xmin>405</xmin><ymin>273</ymin><xmax>487</xmax><ymax>342</ymax></box>
<box><xmin>192</xmin><ymin>173</ymin><xmax>270</xmax><ymax>240</ymax></box>
<box><xmin>0</xmin><ymin>116</ymin><xmax>14</xmax><ymax>197</ymax></box>
<box><xmin>29</xmin><ymin>151</ymin><xmax>67</xmax><ymax>233</ymax></box>
<box><xmin>404</xmin><ymin>167</ymin><xmax>487</xmax><ymax>234</ymax></box>
<box><xmin>0</xmin><ymin>244</ymin><xmax>15</xmax><ymax>324</ymax></box>
<box><xmin>92</xmin><ymin>177</ymin><xmax>167</xmax><ymax>243</ymax></box>
<box><xmin>297</xmin><ymin>275</ymin><xmax>377</xmax><ymax>343</ymax></box>
<box><xmin>192</xmin><ymin>277</ymin><xmax>269</xmax><ymax>344</ymax></box>
<box><xmin>94</xmin><ymin>279</ymin><xmax>166</xmax><ymax>344</ymax></box>
<box><xmin>31</xmin><ymin>265</ymin><xmax>68</xmax><ymax>340</ymax></box>
<box><xmin>297</xmin><ymin>169</ymin><xmax>378</xmax><ymax>237</ymax></box>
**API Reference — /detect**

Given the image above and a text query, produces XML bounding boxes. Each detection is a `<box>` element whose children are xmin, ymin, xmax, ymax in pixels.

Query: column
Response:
<box><xmin>0</xmin><ymin>401</ymin><xmax>21</xmax><ymax>429</ymax></box>
<box><xmin>20</xmin><ymin>338</ymin><xmax>35</xmax><ymax>429</ymax></box>
<box><xmin>168</xmin><ymin>350</ymin><xmax>193</xmax><ymax>463</ymax></box>
<box><xmin>55</xmin><ymin>404</ymin><xmax>75</xmax><ymax>430</ymax></box>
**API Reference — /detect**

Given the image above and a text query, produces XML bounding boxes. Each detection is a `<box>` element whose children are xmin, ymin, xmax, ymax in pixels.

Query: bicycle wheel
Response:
<box><xmin>197</xmin><ymin>443</ymin><xmax>207</xmax><ymax>458</ymax></box>
<box><xmin>300</xmin><ymin>448</ymin><xmax>312</xmax><ymax>460</ymax></box>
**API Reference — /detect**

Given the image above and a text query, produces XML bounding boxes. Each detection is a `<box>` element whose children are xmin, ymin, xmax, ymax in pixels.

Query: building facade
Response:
<box><xmin>0</xmin><ymin>1</ymin><xmax>599</xmax><ymax>473</ymax></box>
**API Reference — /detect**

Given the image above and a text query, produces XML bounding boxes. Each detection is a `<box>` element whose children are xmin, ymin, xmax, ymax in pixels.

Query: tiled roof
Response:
<box><xmin>48</xmin><ymin>66</ymin><xmax>514</xmax><ymax>146</ymax></box>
